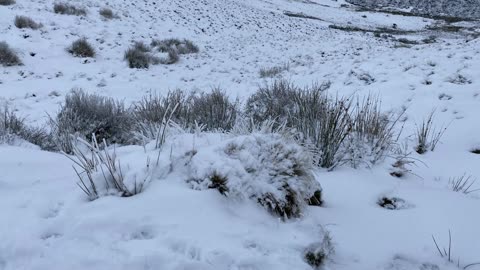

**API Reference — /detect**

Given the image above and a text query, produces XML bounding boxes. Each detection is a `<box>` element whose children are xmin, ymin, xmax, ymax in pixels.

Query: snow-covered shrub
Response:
<box><xmin>51</xmin><ymin>90</ymin><xmax>133</xmax><ymax>153</ymax></box>
<box><xmin>14</xmin><ymin>16</ymin><xmax>42</xmax><ymax>29</ymax></box>
<box><xmin>184</xmin><ymin>132</ymin><xmax>323</xmax><ymax>219</ymax></box>
<box><xmin>189</xmin><ymin>88</ymin><xmax>239</xmax><ymax>131</ymax></box>
<box><xmin>246</xmin><ymin>80</ymin><xmax>349</xmax><ymax>168</ymax></box>
<box><xmin>293</xmin><ymin>88</ymin><xmax>352</xmax><ymax>169</ymax></box>
<box><xmin>304</xmin><ymin>233</ymin><xmax>334</xmax><ymax>269</ymax></box>
<box><xmin>342</xmin><ymin>95</ymin><xmax>402</xmax><ymax>168</ymax></box>
<box><xmin>415</xmin><ymin>110</ymin><xmax>448</xmax><ymax>154</ymax></box>
<box><xmin>245</xmin><ymin>80</ymin><xmax>300</xmax><ymax>125</ymax></box>
<box><xmin>0</xmin><ymin>41</ymin><xmax>22</xmax><ymax>67</ymax></box>
<box><xmin>0</xmin><ymin>0</ymin><xmax>14</xmax><ymax>5</ymax></box>
<box><xmin>53</xmin><ymin>2</ymin><xmax>87</xmax><ymax>16</ymax></box>
<box><xmin>131</xmin><ymin>93</ymin><xmax>180</xmax><ymax>147</ymax></box>
<box><xmin>99</xmin><ymin>7</ymin><xmax>115</xmax><ymax>19</ymax></box>
<box><xmin>124</xmin><ymin>41</ymin><xmax>156</xmax><ymax>69</ymax></box>
<box><xmin>0</xmin><ymin>106</ymin><xmax>55</xmax><ymax>150</ymax></box>
<box><xmin>65</xmin><ymin>137</ymin><xmax>151</xmax><ymax>200</ymax></box>
<box><xmin>246</xmin><ymin>80</ymin><xmax>401</xmax><ymax>169</ymax></box>
<box><xmin>67</xmin><ymin>38</ymin><xmax>95</xmax><ymax>58</ymax></box>
<box><xmin>259</xmin><ymin>63</ymin><xmax>289</xmax><ymax>78</ymax></box>
<box><xmin>151</xmin><ymin>38</ymin><xmax>199</xmax><ymax>55</ymax></box>
<box><xmin>133</xmin><ymin>89</ymin><xmax>239</xmax><ymax>133</ymax></box>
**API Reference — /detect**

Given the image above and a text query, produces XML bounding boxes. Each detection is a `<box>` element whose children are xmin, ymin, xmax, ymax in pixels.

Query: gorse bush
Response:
<box><xmin>67</xmin><ymin>38</ymin><xmax>95</xmax><ymax>58</ymax></box>
<box><xmin>51</xmin><ymin>90</ymin><xmax>133</xmax><ymax>153</ymax></box>
<box><xmin>0</xmin><ymin>42</ymin><xmax>22</xmax><ymax>67</ymax></box>
<box><xmin>14</xmin><ymin>16</ymin><xmax>42</xmax><ymax>29</ymax></box>
<box><xmin>54</xmin><ymin>2</ymin><xmax>87</xmax><ymax>16</ymax></box>
<box><xmin>0</xmin><ymin>0</ymin><xmax>15</xmax><ymax>5</ymax></box>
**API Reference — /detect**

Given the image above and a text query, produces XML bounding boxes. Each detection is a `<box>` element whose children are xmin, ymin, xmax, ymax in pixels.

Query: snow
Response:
<box><xmin>1</xmin><ymin>0</ymin><xmax>480</xmax><ymax>269</ymax></box>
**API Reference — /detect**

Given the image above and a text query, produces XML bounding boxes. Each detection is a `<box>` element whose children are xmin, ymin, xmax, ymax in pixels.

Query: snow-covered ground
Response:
<box><xmin>1</xmin><ymin>0</ymin><xmax>480</xmax><ymax>269</ymax></box>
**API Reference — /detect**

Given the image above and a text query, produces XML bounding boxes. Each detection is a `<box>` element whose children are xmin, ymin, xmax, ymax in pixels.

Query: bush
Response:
<box><xmin>0</xmin><ymin>0</ymin><xmax>15</xmax><ymax>5</ymax></box>
<box><xmin>99</xmin><ymin>7</ymin><xmax>115</xmax><ymax>19</ymax></box>
<box><xmin>245</xmin><ymin>80</ymin><xmax>300</xmax><ymax>125</ymax></box>
<box><xmin>65</xmin><ymin>137</ymin><xmax>150</xmax><ymax>200</ymax></box>
<box><xmin>132</xmin><ymin>89</ymin><xmax>239</xmax><ymax>134</ymax></box>
<box><xmin>246</xmin><ymin>80</ymin><xmax>400</xmax><ymax>169</ymax></box>
<box><xmin>342</xmin><ymin>95</ymin><xmax>402</xmax><ymax>168</ymax></box>
<box><xmin>14</xmin><ymin>16</ymin><xmax>42</xmax><ymax>29</ymax></box>
<box><xmin>51</xmin><ymin>90</ymin><xmax>133</xmax><ymax>153</ymax></box>
<box><xmin>67</xmin><ymin>38</ymin><xmax>95</xmax><ymax>58</ymax></box>
<box><xmin>185</xmin><ymin>132</ymin><xmax>323</xmax><ymax>219</ymax></box>
<box><xmin>151</xmin><ymin>38</ymin><xmax>199</xmax><ymax>54</ymax></box>
<box><xmin>124</xmin><ymin>42</ymin><xmax>154</xmax><ymax>69</ymax></box>
<box><xmin>189</xmin><ymin>88</ymin><xmax>239</xmax><ymax>131</ymax></box>
<box><xmin>1</xmin><ymin>106</ymin><xmax>55</xmax><ymax>150</ymax></box>
<box><xmin>0</xmin><ymin>41</ymin><xmax>22</xmax><ymax>67</ymax></box>
<box><xmin>54</xmin><ymin>2</ymin><xmax>87</xmax><ymax>16</ymax></box>
<box><xmin>259</xmin><ymin>63</ymin><xmax>289</xmax><ymax>78</ymax></box>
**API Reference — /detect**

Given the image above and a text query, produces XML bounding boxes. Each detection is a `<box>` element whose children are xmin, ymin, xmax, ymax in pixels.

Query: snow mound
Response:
<box><xmin>183</xmin><ymin>133</ymin><xmax>323</xmax><ymax>219</ymax></box>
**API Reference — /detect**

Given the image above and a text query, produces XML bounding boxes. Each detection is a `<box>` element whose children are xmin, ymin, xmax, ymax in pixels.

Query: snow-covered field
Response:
<box><xmin>1</xmin><ymin>0</ymin><xmax>480</xmax><ymax>269</ymax></box>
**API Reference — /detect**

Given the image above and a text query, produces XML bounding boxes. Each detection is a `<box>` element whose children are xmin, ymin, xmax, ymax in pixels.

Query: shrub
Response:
<box><xmin>245</xmin><ymin>80</ymin><xmax>300</xmax><ymax>125</ymax></box>
<box><xmin>342</xmin><ymin>95</ymin><xmax>402</xmax><ymax>168</ymax></box>
<box><xmin>151</xmin><ymin>38</ymin><xmax>199</xmax><ymax>54</ymax></box>
<box><xmin>99</xmin><ymin>7</ymin><xmax>115</xmax><ymax>19</ymax></box>
<box><xmin>124</xmin><ymin>42</ymin><xmax>154</xmax><ymax>69</ymax></box>
<box><xmin>159</xmin><ymin>48</ymin><xmax>179</xmax><ymax>65</ymax></box>
<box><xmin>14</xmin><ymin>16</ymin><xmax>42</xmax><ymax>29</ymax></box>
<box><xmin>259</xmin><ymin>63</ymin><xmax>289</xmax><ymax>78</ymax></box>
<box><xmin>185</xmin><ymin>132</ymin><xmax>323</xmax><ymax>219</ymax></box>
<box><xmin>53</xmin><ymin>2</ymin><xmax>87</xmax><ymax>16</ymax></box>
<box><xmin>294</xmin><ymin>89</ymin><xmax>352</xmax><ymax>168</ymax></box>
<box><xmin>50</xmin><ymin>90</ymin><xmax>133</xmax><ymax>153</ymax></box>
<box><xmin>65</xmin><ymin>137</ymin><xmax>151</xmax><ymax>200</ymax></box>
<box><xmin>67</xmin><ymin>38</ymin><xmax>95</xmax><ymax>58</ymax></box>
<box><xmin>0</xmin><ymin>41</ymin><xmax>22</xmax><ymax>67</ymax></box>
<box><xmin>132</xmin><ymin>89</ymin><xmax>239</xmax><ymax>133</ymax></box>
<box><xmin>246</xmin><ymin>80</ymin><xmax>401</xmax><ymax>169</ymax></box>
<box><xmin>131</xmin><ymin>92</ymin><xmax>181</xmax><ymax>145</ymax></box>
<box><xmin>0</xmin><ymin>0</ymin><xmax>15</xmax><ymax>5</ymax></box>
<box><xmin>415</xmin><ymin>110</ymin><xmax>448</xmax><ymax>154</ymax></box>
<box><xmin>189</xmin><ymin>88</ymin><xmax>239</xmax><ymax>131</ymax></box>
<box><xmin>1</xmin><ymin>106</ymin><xmax>55</xmax><ymax>150</ymax></box>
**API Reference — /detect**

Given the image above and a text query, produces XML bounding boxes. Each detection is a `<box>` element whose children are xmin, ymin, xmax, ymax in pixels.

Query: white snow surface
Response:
<box><xmin>1</xmin><ymin>0</ymin><xmax>480</xmax><ymax>269</ymax></box>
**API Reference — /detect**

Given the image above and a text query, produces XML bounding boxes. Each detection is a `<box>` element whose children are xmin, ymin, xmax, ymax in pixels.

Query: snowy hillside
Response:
<box><xmin>1</xmin><ymin>0</ymin><xmax>480</xmax><ymax>269</ymax></box>
<box><xmin>346</xmin><ymin>0</ymin><xmax>480</xmax><ymax>20</ymax></box>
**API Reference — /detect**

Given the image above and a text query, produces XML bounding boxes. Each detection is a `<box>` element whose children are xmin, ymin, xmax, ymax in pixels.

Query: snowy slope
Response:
<box><xmin>1</xmin><ymin>0</ymin><xmax>480</xmax><ymax>269</ymax></box>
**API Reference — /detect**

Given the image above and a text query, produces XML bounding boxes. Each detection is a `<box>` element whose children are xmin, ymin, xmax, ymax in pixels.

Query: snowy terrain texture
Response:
<box><xmin>1</xmin><ymin>0</ymin><xmax>480</xmax><ymax>269</ymax></box>
<box><xmin>346</xmin><ymin>0</ymin><xmax>480</xmax><ymax>19</ymax></box>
